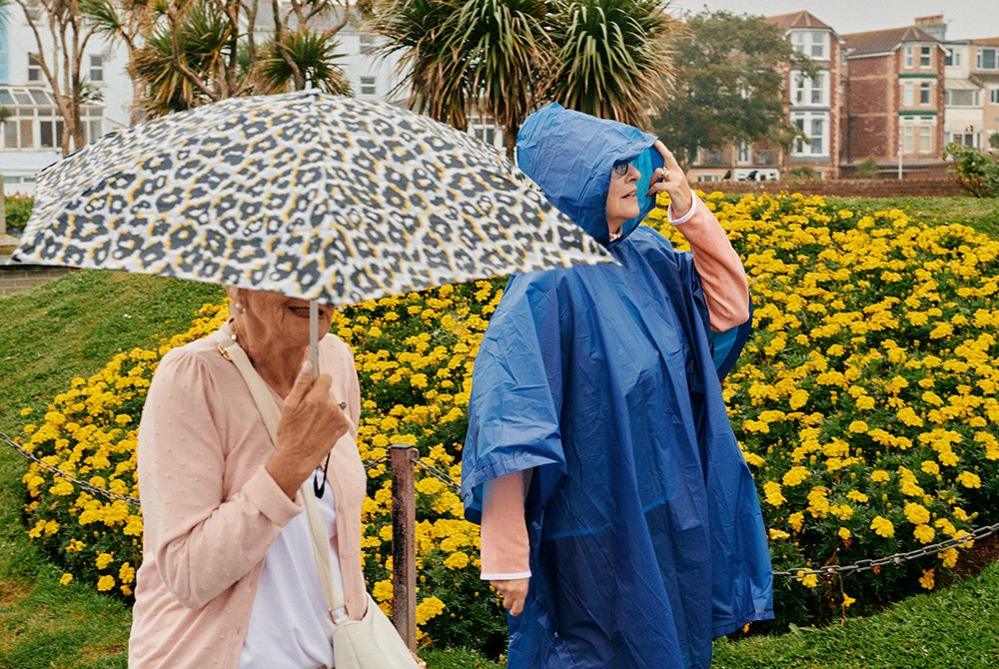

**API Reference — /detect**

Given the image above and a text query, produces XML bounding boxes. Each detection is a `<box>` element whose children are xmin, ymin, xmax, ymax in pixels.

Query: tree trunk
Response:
<box><xmin>503</xmin><ymin>122</ymin><xmax>518</xmax><ymax>163</ymax></box>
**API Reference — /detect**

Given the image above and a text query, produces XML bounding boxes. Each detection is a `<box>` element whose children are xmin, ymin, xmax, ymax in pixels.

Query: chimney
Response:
<box><xmin>915</xmin><ymin>14</ymin><xmax>946</xmax><ymax>41</ymax></box>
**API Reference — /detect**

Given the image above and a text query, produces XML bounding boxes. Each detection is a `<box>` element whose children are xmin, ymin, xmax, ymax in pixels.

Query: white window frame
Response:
<box><xmin>737</xmin><ymin>141</ymin><xmax>751</xmax><ymax>164</ymax></box>
<box><xmin>359</xmin><ymin>33</ymin><xmax>378</xmax><ymax>55</ymax></box>
<box><xmin>919</xmin><ymin>81</ymin><xmax>933</xmax><ymax>104</ymax></box>
<box><xmin>920</xmin><ymin>46</ymin><xmax>932</xmax><ymax>68</ymax></box>
<box><xmin>792</xmin><ymin>30</ymin><xmax>829</xmax><ymax>60</ymax></box>
<box><xmin>904</xmin><ymin>46</ymin><xmax>914</xmax><ymax>68</ymax></box>
<box><xmin>900</xmin><ymin>115</ymin><xmax>937</xmax><ymax>155</ymax></box>
<box><xmin>89</xmin><ymin>54</ymin><xmax>104</xmax><ymax>83</ymax></box>
<box><xmin>359</xmin><ymin>76</ymin><xmax>376</xmax><ymax>96</ymax></box>
<box><xmin>903</xmin><ymin>81</ymin><xmax>915</xmax><ymax>106</ymax></box>
<box><xmin>945</xmin><ymin>88</ymin><xmax>981</xmax><ymax>107</ymax></box>
<box><xmin>792</xmin><ymin>70</ymin><xmax>828</xmax><ymax>106</ymax></box>
<box><xmin>977</xmin><ymin>48</ymin><xmax>999</xmax><ymax>70</ymax></box>
<box><xmin>28</xmin><ymin>53</ymin><xmax>42</xmax><ymax>82</ymax></box>
<box><xmin>944</xmin><ymin>47</ymin><xmax>962</xmax><ymax>67</ymax></box>
<box><xmin>947</xmin><ymin>131</ymin><xmax>980</xmax><ymax>148</ymax></box>
<box><xmin>991</xmin><ymin>87</ymin><xmax>999</xmax><ymax>104</ymax></box>
<box><xmin>0</xmin><ymin>85</ymin><xmax>104</xmax><ymax>151</ymax></box>
<box><xmin>791</xmin><ymin>111</ymin><xmax>829</xmax><ymax>156</ymax></box>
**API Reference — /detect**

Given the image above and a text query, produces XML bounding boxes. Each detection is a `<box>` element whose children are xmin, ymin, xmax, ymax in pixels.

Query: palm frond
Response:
<box><xmin>547</xmin><ymin>0</ymin><xmax>678</xmax><ymax>127</ymax></box>
<box><xmin>132</xmin><ymin>1</ymin><xmax>233</xmax><ymax>115</ymax></box>
<box><xmin>258</xmin><ymin>29</ymin><xmax>352</xmax><ymax>96</ymax></box>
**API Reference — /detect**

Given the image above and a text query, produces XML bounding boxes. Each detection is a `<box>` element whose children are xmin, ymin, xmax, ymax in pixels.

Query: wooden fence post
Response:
<box><xmin>390</xmin><ymin>443</ymin><xmax>418</xmax><ymax>650</ymax></box>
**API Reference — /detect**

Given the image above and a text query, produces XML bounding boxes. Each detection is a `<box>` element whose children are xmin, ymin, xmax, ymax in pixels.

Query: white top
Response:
<box><xmin>239</xmin><ymin>386</ymin><xmax>345</xmax><ymax>669</ymax></box>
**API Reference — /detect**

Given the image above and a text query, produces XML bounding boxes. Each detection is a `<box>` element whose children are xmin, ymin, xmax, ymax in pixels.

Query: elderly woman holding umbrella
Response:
<box><xmin>11</xmin><ymin>92</ymin><xmax>611</xmax><ymax>669</ymax></box>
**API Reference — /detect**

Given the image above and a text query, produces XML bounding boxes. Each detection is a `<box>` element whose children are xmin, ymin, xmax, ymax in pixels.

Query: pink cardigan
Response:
<box><xmin>129</xmin><ymin>327</ymin><xmax>368</xmax><ymax>668</ymax></box>
<box><xmin>481</xmin><ymin>195</ymin><xmax>753</xmax><ymax>578</ymax></box>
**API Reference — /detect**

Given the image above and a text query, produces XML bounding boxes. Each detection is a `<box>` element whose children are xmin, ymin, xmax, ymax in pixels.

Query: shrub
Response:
<box><xmin>3</xmin><ymin>194</ymin><xmax>34</xmax><ymax>234</ymax></box>
<box><xmin>856</xmin><ymin>157</ymin><xmax>879</xmax><ymax>180</ymax></box>
<box><xmin>785</xmin><ymin>166</ymin><xmax>818</xmax><ymax>181</ymax></box>
<box><xmin>17</xmin><ymin>193</ymin><xmax>999</xmax><ymax>649</ymax></box>
<box><xmin>944</xmin><ymin>143</ymin><xmax>999</xmax><ymax>198</ymax></box>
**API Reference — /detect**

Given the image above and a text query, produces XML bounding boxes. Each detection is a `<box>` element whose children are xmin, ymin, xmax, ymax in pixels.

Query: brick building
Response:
<box><xmin>839</xmin><ymin>20</ymin><xmax>948</xmax><ymax>176</ymax></box>
<box><xmin>689</xmin><ymin>11</ymin><xmax>846</xmax><ymax>182</ymax></box>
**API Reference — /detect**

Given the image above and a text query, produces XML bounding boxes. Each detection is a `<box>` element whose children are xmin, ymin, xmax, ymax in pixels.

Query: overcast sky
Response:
<box><xmin>669</xmin><ymin>1</ymin><xmax>999</xmax><ymax>40</ymax></box>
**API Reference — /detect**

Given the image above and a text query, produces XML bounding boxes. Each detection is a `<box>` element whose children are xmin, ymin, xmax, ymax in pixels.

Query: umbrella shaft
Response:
<box><xmin>310</xmin><ymin>302</ymin><xmax>320</xmax><ymax>373</ymax></box>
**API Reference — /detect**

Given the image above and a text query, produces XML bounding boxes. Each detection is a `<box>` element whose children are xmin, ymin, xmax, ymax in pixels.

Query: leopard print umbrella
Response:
<box><xmin>13</xmin><ymin>90</ymin><xmax>611</xmax><ymax>305</ymax></box>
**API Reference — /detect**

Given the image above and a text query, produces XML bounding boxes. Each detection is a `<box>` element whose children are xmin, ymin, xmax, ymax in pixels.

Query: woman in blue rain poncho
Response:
<box><xmin>460</xmin><ymin>103</ymin><xmax>774</xmax><ymax>669</ymax></box>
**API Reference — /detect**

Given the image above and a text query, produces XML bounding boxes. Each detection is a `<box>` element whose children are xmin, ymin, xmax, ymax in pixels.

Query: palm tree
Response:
<box><xmin>258</xmin><ymin>29</ymin><xmax>352</xmax><ymax>95</ymax></box>
<box><xmin>119</xmin><ymin>1</ymin><xmax>352</xmax><ymax>118</ymax></box>
<box><xmin>546</xmin><ymin>0</ymin><xmax>676</xmax><ymax>128</ymax></box>
<box><xmin>372</xmin><ymin>0</ymin><xmax>552</xmax><ymax>159</ymax></box>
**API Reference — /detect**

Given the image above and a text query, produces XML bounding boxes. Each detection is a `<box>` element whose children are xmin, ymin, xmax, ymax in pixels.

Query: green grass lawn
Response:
<box><xmin>827</xmin><ymin>195</ymin><xmax>999</xmax><ymax>238</ymax></box>
<box><xmin>0</xmin><ymin>194</ymin><xmax>997</xmax><ymax>667</ymax></box>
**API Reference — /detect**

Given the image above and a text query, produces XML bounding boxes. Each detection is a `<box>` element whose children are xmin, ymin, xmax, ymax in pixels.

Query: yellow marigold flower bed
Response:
<box><xmin>16</xmin><ymin>192</ymin><xmax>999</xmax><ymax>641</ymax></box>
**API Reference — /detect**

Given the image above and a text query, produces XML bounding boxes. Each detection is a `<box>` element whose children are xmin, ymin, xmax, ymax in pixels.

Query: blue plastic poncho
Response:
<box><xmin>461</xmin><ymin>104</ymin><xmax>774</xmax><ymax>669</ymax></box>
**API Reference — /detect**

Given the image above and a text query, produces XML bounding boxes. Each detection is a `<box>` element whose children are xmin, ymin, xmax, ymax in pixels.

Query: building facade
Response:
<box><xmin>943</xmin><ymin>36</ymin><xmax>999</xmax><ymax>152</ymax></box>
<box><xmin>689</xmin><ymin>11</ymin><xmax>846</xmax><ymax>182</ymax></box>
<box><xmin>1</xmin><ymin>4</ymin><xmax>503</xmax><ymax>196</ymax></box>
<box><xmin>0</xmin><ymin>9</ymin><xmax>132</xmax><ymax>195</ymax></box>
<box><xmin>840</xmin><ymin>20</ymin><xmax>948</xmax><ymax>176</ymax></box>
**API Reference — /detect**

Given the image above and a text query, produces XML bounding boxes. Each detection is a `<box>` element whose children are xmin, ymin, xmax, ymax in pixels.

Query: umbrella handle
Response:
<box><xmin>310</xmin><ymin>301</ymin><xmax>320</xmax><ymax>374</ymax></box>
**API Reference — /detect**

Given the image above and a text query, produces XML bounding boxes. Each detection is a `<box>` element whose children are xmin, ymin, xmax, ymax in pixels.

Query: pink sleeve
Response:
<box><xmin>479</xmin><ymin>470</ymin><xmax>531</xmax><ymax>579</ymax></box>
<box><xmin>137</xmin><ymin>350</ymin><xmax>302</xmax><ymax>610</ymax></box>
<box><xmin>669</xmin><ymin>196</ymin><xmax>751</xmax><ymax>332</ymax></box>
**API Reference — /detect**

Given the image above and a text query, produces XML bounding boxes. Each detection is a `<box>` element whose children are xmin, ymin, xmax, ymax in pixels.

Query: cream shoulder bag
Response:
<box><xmin>216</xmin><ymin>332</ymin><xmax>422</xmax><ymax>669</ymax></box>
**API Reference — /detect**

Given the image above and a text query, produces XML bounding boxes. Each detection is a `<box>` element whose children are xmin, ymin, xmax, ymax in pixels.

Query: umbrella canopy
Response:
<box><xmin>13</xmin><ymin>90</ymin><xmax>611</xmax><ymax>305</ymax></box>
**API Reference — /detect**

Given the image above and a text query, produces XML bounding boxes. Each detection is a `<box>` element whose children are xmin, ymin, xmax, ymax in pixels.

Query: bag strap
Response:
<box><xmin>213</xmin><ymin>328</ymin><xmax>348</xmax><ymax>621</ymax></box>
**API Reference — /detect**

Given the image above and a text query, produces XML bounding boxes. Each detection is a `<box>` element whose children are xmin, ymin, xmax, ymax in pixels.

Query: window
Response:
<box><xmin>792</xmin><ymin>70</ymin><xmax>828</xmax><ymax>106</ymax></box>
<box><xmin>978</xmin><ymin>48</ymin><xmax>998</xmax><ymax>70</ymax></box>
<box><xmin>991</xmin><ymin>87</ymin><xmax>999</xmax><ymax>104</ymax></box>
<box><xmin>28</xmin><ymin>53</ymin><xmax>42</xmax><ymax>82</ymax></box>
<box><xmin>737</xmin><ymin>141</ymin><xmax>751</xmax><ymax>164</ymax></box>
<box><xmin>919</xmin><ymin>125</ymin><xmax>933</xmax><ymax>152</ymax></box>
<box><xmin>792</xmin><ymin>31</ymin><xmax>828</xmax><ymax>60</ymax></box>
<box><xmin>900</xmin><ymin>116</ymin><xmax>936</xmax><ymax>155</ymax></box>
<box><xmin>947</xmin><ymin>131</ymin><xmax>980</xmax><ymax>148</ymax></box>
<box><xmin>945</xmin><ymin>48</ymin><xmax>961</xmax><ymax>67</ymax></box>
<box><xmin>920</xmin><ymin>46</ymin><xmax>932</xmax><ymax>68</ymax></box>
<box><xmin>792</xmin><ymin>111</ymin><xmax>828</xmax><ymax>156</ymax></box>
<box><xmin>359</xmin><ymin>76</ymin><xmax>376</xmax><ymax>96</ymax></box>
<box><xmin>89</xmin><ymin>55</ymin><xmax>104</xmax><ymax>82</ymax></box>
<box><xmin>919</xmin><ymin>81</ymin><xmax>932</xmax><ymax>104</ymax></box>
<box><xmin>903</xmin><ymin>82</ymin><xmax>915</xmax><ymax>106</ymax></box>
<box><xmin>359</xmin><ymin>34</ymin><xmax>378</xmax><ymax>55</ymax></box>
<box><xmin>38</xmin><ymin>112</ymin><xmax>63</xmax><ymax>149</ymax></box>
<box><xmin>945</xmin><ymin>89</ymin><xmax>981</xmax><ymax>106</ymax></box>
<box><xmin>0</xmin><ymin>85</ymin><xmax>104</xmax><ymax>150</ymax></box>
<box><xmin>904</xmin><ymin>46</ymin><xmax>914</xmax><ymax>68</ymax></box>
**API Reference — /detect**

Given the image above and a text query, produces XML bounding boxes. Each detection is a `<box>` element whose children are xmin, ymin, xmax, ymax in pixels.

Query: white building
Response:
<box><xmin>1</xmin><ymin>4</ymin><xmax>504</xmax><ymax>197</ymax></box>
<box><xmin>0</xmin><ymin>7</ymin><xmax>132</xmax><ymax>195</ymax></box>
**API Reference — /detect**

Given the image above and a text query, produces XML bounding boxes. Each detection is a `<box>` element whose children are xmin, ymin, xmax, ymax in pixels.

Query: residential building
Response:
<box><xmin>841</xmin><ymin>18</ymin><xmax>948</xmax><ymax>176</ymax></box>
<box><xmin>964</xmin><ymin>37</ymin><xmax>999</xmax><ymax>151</ymax></box>
<box><xmin>1</xmin><ymin>4</ymin><xmax>503</xmax><ymax>196</ymax></box>
<box><xmin>0</xmin><ymin>10</ymin><xmax>132</xmax><ymax>195</ymax></box>
<box><xmin>688</xmin><ymin>11</ymin><xmax>846</xmax><ymax>182</ymax></box>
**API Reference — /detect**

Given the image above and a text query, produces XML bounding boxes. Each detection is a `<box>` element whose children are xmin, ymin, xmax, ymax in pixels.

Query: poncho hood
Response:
<box><xmin>516</xmin><ymin>102</ymin><xmax>664</xmax><ymax>246</ymax></box>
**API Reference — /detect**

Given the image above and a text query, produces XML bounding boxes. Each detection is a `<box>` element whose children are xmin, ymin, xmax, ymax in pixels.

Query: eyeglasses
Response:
<box><xmin>611</xmin><ymin>161</ymin><xmax>630</xmax><ymax>178</ymax></box>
